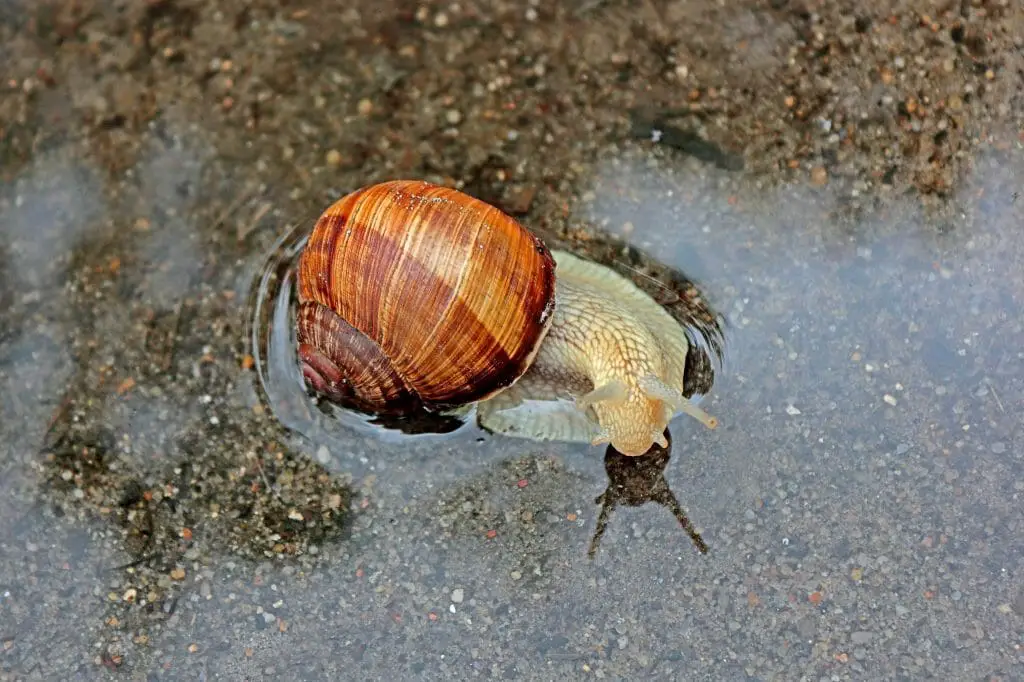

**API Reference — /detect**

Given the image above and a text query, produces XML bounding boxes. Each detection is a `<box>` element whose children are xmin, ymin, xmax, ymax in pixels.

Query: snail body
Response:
<box><xmin>476</xmin><ymin>250</ymin><xmax>717</xmax><ymax>456</ymax></box>
<box><xmin>295</xmin><ymin>180</ymin><xmax>717</xmax><ymax>457</ymax></box>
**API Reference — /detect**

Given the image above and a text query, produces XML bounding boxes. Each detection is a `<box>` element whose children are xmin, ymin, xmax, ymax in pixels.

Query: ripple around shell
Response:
<box><xmin>245</xmin><ymin>218</ymin><xmax>478</xmax><ymax>454</ymax></box>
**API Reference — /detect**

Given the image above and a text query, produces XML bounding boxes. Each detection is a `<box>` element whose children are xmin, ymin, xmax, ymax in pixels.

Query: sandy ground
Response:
<box><xmin>1</xmin><ymin>1</ymin><xmax>1022</xmax><ymax>680</ymax></box>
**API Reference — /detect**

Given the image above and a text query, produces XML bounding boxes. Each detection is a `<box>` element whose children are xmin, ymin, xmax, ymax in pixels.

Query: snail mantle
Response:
<box><xmin>294</xmin><ymin>179</ymin><xmax>719</xmax><ymax>457</ymax></box>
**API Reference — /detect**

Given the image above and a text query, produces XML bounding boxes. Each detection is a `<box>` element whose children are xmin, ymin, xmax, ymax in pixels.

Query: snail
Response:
<box><xmin>295</xmin><ymin>179</ymin><xmax>718</xmax><ymax>457</ymax></box>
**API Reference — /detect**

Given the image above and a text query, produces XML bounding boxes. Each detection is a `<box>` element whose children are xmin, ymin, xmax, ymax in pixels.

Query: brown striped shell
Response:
<box><xmin>295</xmin><ymin>180</ymin><xmax>557</xmax><ymax>416</ymax></box>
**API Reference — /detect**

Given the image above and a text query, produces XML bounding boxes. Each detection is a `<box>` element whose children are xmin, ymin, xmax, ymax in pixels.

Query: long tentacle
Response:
<box><xmin>638</xmin><ymin>374</ymin><xmax>718</xmax><ymax>429</ymax></box>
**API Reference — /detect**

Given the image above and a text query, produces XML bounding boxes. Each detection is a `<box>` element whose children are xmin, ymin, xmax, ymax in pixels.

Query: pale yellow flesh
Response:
<box><xmin>476</xmin><ymin>250</ymin><xmax>717</xmax><ymax>456</ymax></box>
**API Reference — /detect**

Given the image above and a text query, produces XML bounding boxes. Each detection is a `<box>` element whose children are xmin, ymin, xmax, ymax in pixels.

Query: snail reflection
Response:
<box><xmin>589</xmin><ymin>429</ymin><xmax>708</xmax><ymax>557</ymax></box>
<box><xmin>283</xmin><ymin>180</ymin><xmax>725</xmax><ymax>456</ymax></box>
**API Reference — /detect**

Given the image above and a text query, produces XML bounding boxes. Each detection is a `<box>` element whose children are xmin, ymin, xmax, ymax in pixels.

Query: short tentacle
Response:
<box><xmin>576</xmin><ymin>380</ymin><xmax>629</xmax><ymax>411</ymax></box>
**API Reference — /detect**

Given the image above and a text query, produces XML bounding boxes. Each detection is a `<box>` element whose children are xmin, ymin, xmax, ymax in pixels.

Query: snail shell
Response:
<box><xmin>295</xmin><ymin>180</ymin><xmax>557</xmax><ymax>416</ymax></box>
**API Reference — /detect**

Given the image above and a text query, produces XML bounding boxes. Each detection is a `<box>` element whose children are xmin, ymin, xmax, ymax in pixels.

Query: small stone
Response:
<box><xmin>325</xmin><ymin>150</ymin><xmax>342</xmax><ymax>167</ymax></box>
<box><xmin>170</xmin><ymin>568</ymin><xmax>186</xmax><ymax>581</ymax></box>
<box><xmin>445</xmin><ymin>109</ymin><xmax>462</xmax><ymax>125</ymax></box>
<box><xmin>851</xmin><ymin>631</ymin><xmax>873</xmax><ymax>645</ymax></box>
<box><xmin>357</xmin><ymin>98</ymin><xmax>373</xmax><ymax>116</ymax></box>
<box><xmin>785</xmin><ymin>405</ymin><xmax>802</xmax><ymax>416</ymax></box>
<box><xmin>797</xmin><ymin>616</ymin><xmax>816</xmax><ymax>638</ymax></box>
<box><xmin>504</xmin><ymin>185</ymin><xmax>537</xmax><ymax>215</ymax></box>
<box><xmin>810</xmin><ymin>166</ymin><xmax>828</xmax><ymax>186</ymax></box>
<box><xmin>451</xmin><ymin>588</ymin><xmax>464</xmax><ymax>604</ymax></box>
<box><xmin>1012</xmin><ymin>592</ymin><xmax>1024</xmax><ymax>616</ymax></box>
<box><xmin>883</xmin><ymin>394</ymin><xmax>897</xmax><ymax>406</ymax></box>
<box><xmin>510</xmin><ymin>570</ymin><xmax>522</xmax><ymax>580</ymax></box>
<box><xmin>991</xmin><ymin>442</ymin><xmax>1006</xmax><ymax>454</ymax></box>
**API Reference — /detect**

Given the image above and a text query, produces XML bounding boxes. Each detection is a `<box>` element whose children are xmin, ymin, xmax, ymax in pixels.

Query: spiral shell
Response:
<box><xmin>295</xmin><ymin>180</ymin><xmax>557</xmax><ymax>415</ymax></box>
